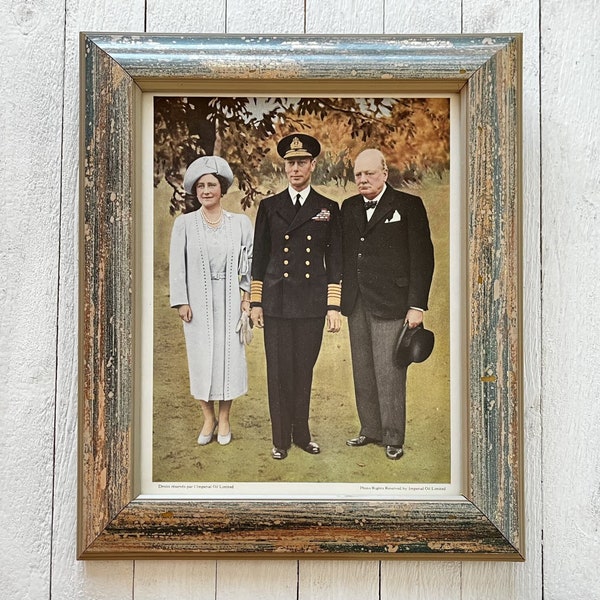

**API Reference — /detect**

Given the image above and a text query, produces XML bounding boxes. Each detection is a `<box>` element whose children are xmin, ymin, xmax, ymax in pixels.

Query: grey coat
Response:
<box><xmin>170</xmin><ymin>210</ymin><xmax>253</xmax><ymax>400</ymax></box>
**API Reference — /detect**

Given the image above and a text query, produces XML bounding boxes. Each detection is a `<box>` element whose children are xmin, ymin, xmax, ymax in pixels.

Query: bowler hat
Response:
<box><xmin>277</xmin><ymin>133</ymin><xmax>321</xmax><ymax>160</ymax></box>
<box><xmin>394</xmin><ymin>322</ymin><xmax>435</xmax><ymax>367</ymax></box>
<box><xmin>183</xmin><ymin>155</ymin><xmax>234</xmax><ymax>194</ymax></box>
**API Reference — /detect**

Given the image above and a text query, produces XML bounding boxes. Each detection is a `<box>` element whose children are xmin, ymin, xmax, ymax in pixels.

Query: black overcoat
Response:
<box><xmin>340</xmin><ymin>185</ymin><xmax>434</xmax><ymax>319</ymax></box>
<box><xmin>252</xmin><ymin>188</ymin><xmax>342</xmax><ymax>318</ymax></box>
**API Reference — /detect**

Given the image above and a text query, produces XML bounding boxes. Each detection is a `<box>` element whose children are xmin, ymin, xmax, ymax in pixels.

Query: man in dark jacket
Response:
<box><xmin>250</xmin><ymin>133</ymin><xmax>342</xmax><ymax>460</ymax></box>
<box><xmin>341</xmin><ymin>148</ymin><xmax>434</xmax><ymax>460</ymax></box>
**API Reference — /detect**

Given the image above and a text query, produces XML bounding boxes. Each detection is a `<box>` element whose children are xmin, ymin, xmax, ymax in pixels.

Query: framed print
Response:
<box><xmin>78</xmin><ymin>33</ymin><xmax>523</xmax><ymax>559</ymax></box>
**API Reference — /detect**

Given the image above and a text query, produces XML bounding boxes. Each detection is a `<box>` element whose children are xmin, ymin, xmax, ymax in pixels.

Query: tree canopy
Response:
<box><xmin>154</xmin><ymin>96</ymin><xmax>450</xmax><ymax>214</ymax></box>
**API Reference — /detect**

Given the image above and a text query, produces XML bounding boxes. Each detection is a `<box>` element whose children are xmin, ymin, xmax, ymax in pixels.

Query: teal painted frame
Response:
<box><xmin>79</xmin><ymin>33</ymin><xmax>523</xmax><ymax>559</ymax></box>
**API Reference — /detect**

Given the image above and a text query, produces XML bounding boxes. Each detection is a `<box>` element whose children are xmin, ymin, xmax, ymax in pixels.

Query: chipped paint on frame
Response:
<box><xmin>78</xmin><ymin>33</ymin><xmax>523</xmax><ymax>559</ymax></box>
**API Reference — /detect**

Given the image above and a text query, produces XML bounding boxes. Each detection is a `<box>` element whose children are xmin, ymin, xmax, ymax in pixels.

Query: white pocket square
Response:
<box><xmin>385</xmin><ymin>210</ymin><xmax>401</xmax><ymax>223</ymax></box>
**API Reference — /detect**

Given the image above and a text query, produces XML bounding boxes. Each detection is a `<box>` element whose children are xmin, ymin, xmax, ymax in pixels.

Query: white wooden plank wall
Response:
<box><xmin>0</xmin><ymin>1</ymin><xmax>63</xmax><ymax>598</ymax></box>
<box><xmin>541</xmin><ymin>0</ymin><xmax>600</xmax><ymax>598</ymax></box>
<box><xmin>0</xmin><ymin>0</ymin><xmax>598</xmax><ymax>598</ymax></box>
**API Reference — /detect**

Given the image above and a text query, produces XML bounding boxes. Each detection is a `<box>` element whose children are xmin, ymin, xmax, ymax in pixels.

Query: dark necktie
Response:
<box><xmin>294</xmin><ymin>193</ymin><xmax>302</xmax><ymax>213</ymax></box>
<box><xmin>364</xmin><ymin>200</ymin><xmax>378</xmax><ymax>210</ymax></box>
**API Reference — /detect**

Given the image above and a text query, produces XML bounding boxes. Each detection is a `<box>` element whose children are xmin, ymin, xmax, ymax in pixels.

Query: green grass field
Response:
<box><xmin>152</xmin><ymin>175</ymin><xmax>451</xmax><ymax>484</ymax></box>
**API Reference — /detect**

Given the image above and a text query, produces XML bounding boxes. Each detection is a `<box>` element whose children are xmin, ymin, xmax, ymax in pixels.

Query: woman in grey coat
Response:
<box><xmin>170</xmin><ymin>156</ymin><xmax>253</xmax><ymax>446</ymax></box>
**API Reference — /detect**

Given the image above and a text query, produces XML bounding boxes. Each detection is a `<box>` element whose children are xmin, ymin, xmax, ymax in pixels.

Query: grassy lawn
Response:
<box><xmin>152</xmin><ymin>175</ymin><xmax>451</xmax><ymax>484</ymax></box>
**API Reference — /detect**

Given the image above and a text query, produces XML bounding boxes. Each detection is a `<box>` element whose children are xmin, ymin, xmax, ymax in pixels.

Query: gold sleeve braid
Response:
<box><xmin>250</xmin><ymin>280</ymin><xmax>263</xmax><ymax>305</ymax></box>
<box><xmin>327</xmin><ymin>282</ymin><xmax>342</xmax><ymax>308</ymax></box>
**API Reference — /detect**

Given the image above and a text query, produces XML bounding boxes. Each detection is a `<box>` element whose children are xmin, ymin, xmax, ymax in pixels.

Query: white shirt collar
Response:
<box><xmin>289</xmin><ymin>185</ymin><xmax>311</xmax><ymax>205</ymax></box>
<box><xmin>363</xmin><ymin>184</ymin><xmax>387</xmax><ymax>207</ymax></box>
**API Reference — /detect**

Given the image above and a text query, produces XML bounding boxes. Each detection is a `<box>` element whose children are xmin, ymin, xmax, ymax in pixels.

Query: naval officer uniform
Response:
<box><xmin>251</xmin><ymin>134</ymin><xmax>342</xmax><ymax>459</ymax></box>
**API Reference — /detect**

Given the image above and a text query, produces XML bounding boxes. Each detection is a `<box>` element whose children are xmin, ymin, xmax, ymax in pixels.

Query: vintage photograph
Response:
<box><xmin>150</xmin><ymin>95</ymin><xmax>452</xmax><ymax>490</ymax></box>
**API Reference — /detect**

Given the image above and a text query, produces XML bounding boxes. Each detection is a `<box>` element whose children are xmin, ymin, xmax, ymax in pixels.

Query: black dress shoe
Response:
<box><xmin>346</xmin><ymin>435</ymin><xmax>379</xmax><ymax>447</ymax></box>
<box><xmin>385</xmin><ymin>445</ymin><xmax>404</xmax><ymax>460</ymax></box>
<box><xmin>271</xmin><ymin>447</ymin><xmax>288</xmax><ymax>460</ymax></box>
<box><xmin>298</xmin><ymin>441</ymin><xmax>320</xmax><ymax>454</ymax></box>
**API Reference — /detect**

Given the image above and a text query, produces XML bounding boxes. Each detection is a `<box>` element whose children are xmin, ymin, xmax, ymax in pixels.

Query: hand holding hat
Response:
<box><xmin>394</xmin><ymin>322</ymin><xmax>435</xmax><ymax>367</ymax></box>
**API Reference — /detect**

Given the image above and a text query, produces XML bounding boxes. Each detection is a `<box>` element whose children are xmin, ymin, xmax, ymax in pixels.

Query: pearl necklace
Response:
<box><xmin>201</xmin><ymin>206</ymin><xmax>223</xmax><ymax>227</ymax></box>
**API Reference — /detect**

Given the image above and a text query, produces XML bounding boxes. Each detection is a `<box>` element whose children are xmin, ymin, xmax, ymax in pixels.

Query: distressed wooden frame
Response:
<box><xmin>78</xmin><ymin>33</ymin><xmax>523</xmax><ymax>559</ymax></box>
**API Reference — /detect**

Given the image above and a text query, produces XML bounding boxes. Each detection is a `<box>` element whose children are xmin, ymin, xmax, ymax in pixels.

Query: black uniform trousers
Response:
<box><xmin>263</xmin><ymin>315</ymin><xmax>324</xmax><ymax>450</ymax></box>
<box><xmin>347</xmin><ymin>295</ymin><xmax>407</xmax><ymax>447</ymax></box>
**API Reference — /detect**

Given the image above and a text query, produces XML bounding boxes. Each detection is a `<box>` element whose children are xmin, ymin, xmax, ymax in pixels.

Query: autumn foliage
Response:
<box><xmin>154</xmin><ymin>96</ymin><xmax>450</xmax><ymax>214</ymax></box>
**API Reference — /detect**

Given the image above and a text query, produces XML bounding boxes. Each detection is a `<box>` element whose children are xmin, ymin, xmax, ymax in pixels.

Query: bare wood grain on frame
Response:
<box><xmin>78</xmin><ymin>33</ymin><xmax>523</xmax><ymax>559</ymax></box>
<box><xmin>467</xmin><ymin>35</ymin><xmax>522</xmax><ymax>551</ymax></box>
<box><xmin>78</xmin><ymin>37</ymin><xmax>137</xmax><ymax>551</ymax></box>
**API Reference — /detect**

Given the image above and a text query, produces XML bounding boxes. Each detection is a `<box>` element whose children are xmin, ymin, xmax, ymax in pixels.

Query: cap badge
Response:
<box><xmin>289</xmin><ymin>136</ymin><xmax>304</xmax><ymax>151</ymax></box>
